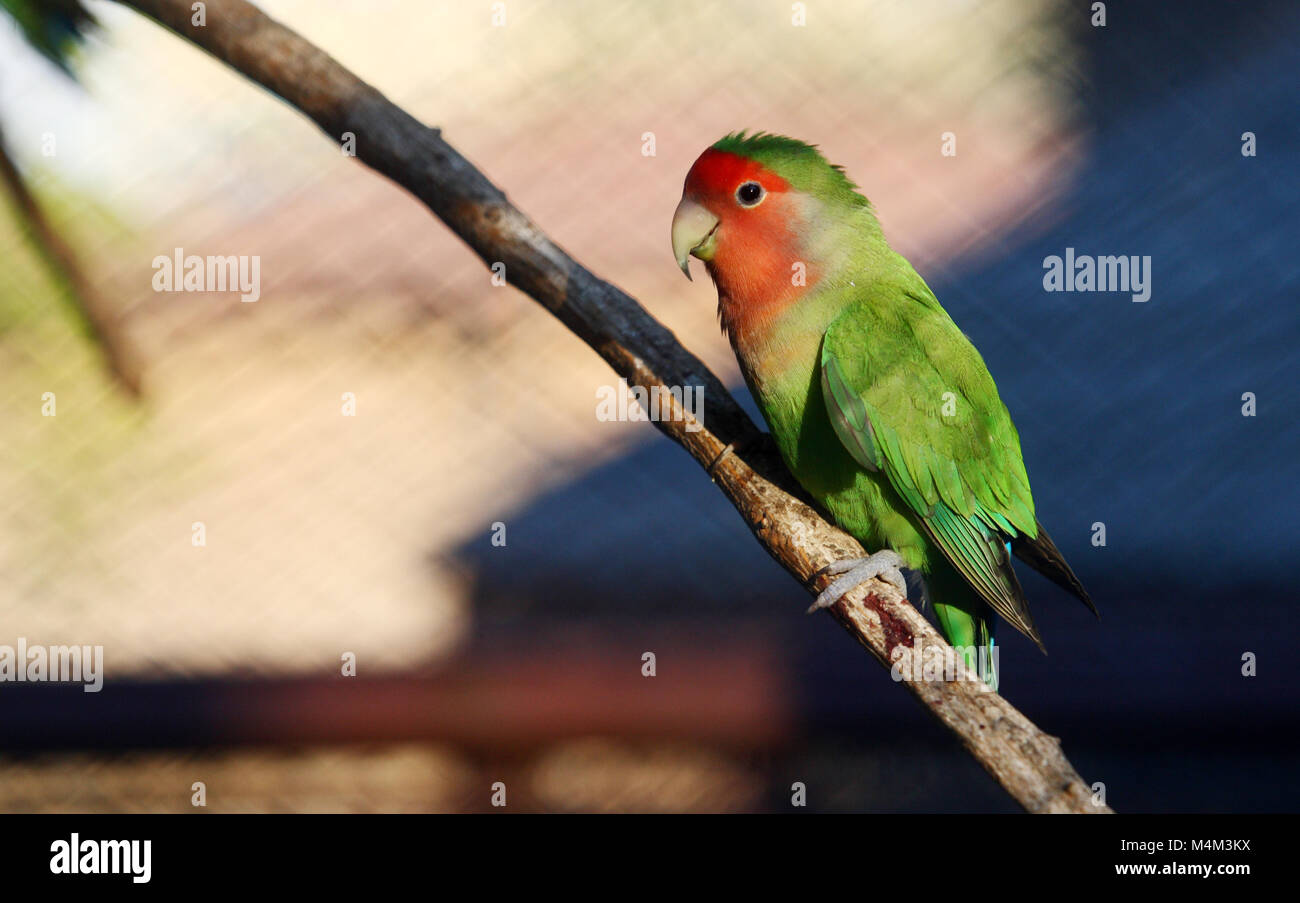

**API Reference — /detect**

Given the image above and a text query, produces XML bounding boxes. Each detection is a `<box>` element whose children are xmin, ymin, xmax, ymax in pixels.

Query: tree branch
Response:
<box><xmin>113</xmin><ymin>0</ymin><xmax>1109</xmax><ymax>813</ymax></box>
<box><xmin>0</xmin><ymin>125</ymin><xmax>142</xmax><ymax>395</ymax></box>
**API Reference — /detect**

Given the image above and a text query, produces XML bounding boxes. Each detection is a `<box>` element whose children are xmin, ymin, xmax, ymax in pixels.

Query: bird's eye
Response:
<box><xmin>736</xmin><ymin>181</ymin><xmax>765</xmax><ymax>206</ymax></box>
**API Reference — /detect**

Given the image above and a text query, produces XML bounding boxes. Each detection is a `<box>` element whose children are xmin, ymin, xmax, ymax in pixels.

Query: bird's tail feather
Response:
<box><xmin>1013</xmin><ymin>520</ymin><xmax>1098</xmax><ymax>617</ymax></box>
<box><xmin>929</xmin><ymin>570</ymin><xmax>999</xmax><ymax>691</ymax></box>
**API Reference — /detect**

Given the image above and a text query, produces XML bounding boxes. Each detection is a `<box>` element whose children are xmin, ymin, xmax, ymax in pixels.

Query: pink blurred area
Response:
<box><xmin>0</xmin><ymin>0</ymin><xmax>1082</xmax><ymax>811</ymax></box>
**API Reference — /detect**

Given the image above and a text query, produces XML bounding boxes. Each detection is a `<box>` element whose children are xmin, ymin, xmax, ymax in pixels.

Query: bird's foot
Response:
<box><xmin>807</xmin><ymin>549</ymin><xmax>908</xmax><ymax>614</ymax></box>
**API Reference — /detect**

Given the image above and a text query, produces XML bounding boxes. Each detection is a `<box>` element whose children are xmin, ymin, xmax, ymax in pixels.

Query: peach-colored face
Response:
<box><xmin>678</xmin><ymin>149</ymin><xmax>814</xmax><ymax>333</ymax></box>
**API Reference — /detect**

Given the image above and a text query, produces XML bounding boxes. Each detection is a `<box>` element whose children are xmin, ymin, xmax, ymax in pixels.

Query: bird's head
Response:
<box><xmin>671</xmin><ymin>132</ymin><xmax>871</xmax><ymax>332</ymax></box>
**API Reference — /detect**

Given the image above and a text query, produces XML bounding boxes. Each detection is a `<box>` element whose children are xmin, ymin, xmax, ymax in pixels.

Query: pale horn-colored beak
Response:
<box><xmin>671</xmin><ymin>198</ymin><xmax>719</xmax><ymax>281</ymax></box>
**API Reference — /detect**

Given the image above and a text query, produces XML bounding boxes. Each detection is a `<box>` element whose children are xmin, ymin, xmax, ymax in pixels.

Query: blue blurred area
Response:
<box><xmin>928</xmin><ymin>2</ymin><xmax>1299</xmax><ymax>676</ymax></box>
<box><xmin>455</xmin><ymin>0</ymin><xmax>1300</xmax><ymax>810</ymax></box>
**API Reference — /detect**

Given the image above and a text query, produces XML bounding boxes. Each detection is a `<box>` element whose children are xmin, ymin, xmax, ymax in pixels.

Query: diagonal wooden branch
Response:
<box><xmin>114</xmin><ymin>0</ymin><xmax>1109</xmax><ymax>813</ymax></box>
<box><xmin>0</xmin><ymin>125</ymin><xmax>142</xmax><ymax>395</ymax></box>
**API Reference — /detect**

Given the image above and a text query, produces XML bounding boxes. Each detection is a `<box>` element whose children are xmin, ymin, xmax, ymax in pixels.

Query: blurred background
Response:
<box><xmin>0</xmin><ymin>0</ymin><xmax>1295</xmax><ymax>812</ymax></box>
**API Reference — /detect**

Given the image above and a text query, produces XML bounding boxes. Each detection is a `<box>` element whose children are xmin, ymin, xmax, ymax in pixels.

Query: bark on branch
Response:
<box><xmin>114</xmin><ymin>0</ymin><xmax>1109</xmax><ymax>813</ymax></box>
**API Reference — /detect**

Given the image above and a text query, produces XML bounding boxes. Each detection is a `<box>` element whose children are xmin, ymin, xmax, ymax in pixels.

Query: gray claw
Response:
<box><xmin>808</xmin><ymin>550</ymin><xmax>908</xmax><ymax>613</ymax></box>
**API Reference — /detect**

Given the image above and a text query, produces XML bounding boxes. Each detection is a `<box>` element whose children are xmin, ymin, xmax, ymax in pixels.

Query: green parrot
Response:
<box><xmin>670</xmin><ymin>132</ymin><xmax>1095</xmax><ymax>690</ymax></box>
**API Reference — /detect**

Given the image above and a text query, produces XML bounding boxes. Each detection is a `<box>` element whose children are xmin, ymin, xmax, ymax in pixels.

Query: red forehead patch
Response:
<box><xmin>685</xmin><ymin>149</ymin><xmax>791</xmax><ymax>198</ymax></box>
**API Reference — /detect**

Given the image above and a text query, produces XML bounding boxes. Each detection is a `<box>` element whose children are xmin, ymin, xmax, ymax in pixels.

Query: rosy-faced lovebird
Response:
<box><xmin>671</xmin><ymin>133</ymin><xmax>1096</xmax><ymax>689</ymax></box>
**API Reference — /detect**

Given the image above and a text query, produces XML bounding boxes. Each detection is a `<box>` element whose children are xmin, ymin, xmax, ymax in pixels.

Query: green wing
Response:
<box><xmin>820</xmin><ymin>286</ymin><xmax>1046</xmax><ymax>650</ymax></box>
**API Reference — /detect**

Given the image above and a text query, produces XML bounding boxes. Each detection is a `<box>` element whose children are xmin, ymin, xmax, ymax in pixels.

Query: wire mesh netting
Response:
<box><xmin>0</xmin><ymin>0</ymin><xmax>1295</xmax><ymax>812</ymax></box>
